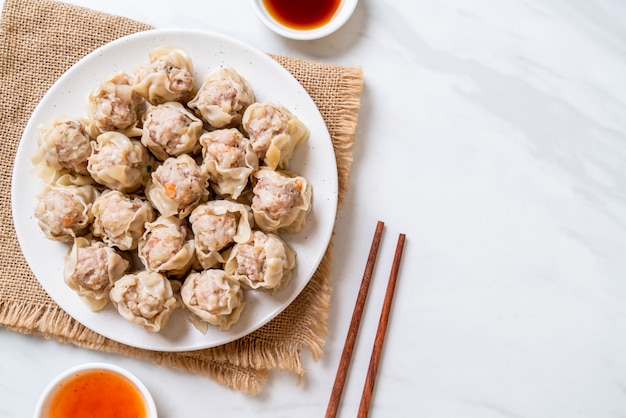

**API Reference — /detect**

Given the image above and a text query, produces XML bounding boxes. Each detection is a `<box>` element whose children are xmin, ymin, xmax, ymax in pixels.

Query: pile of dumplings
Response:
<box><xmin>31</xmin><ymin>46</ymin><xmax>313</xmax><ymax>334</ymax></box>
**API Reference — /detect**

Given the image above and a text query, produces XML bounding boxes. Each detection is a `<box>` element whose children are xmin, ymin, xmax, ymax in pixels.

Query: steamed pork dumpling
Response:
<box><xmin>87</xmin><ymin>72</ymin><xmax>144</xmax><ymax>136</ymax></box>
<box><xmin>199</xmin><ymin>128</ymin><xmax>258</xmax><ymax>199</ymax></box>
<box><xmin>34</xmin><ymin>183</ymin><xmax>98</xmax><ymax>242</ymax></box>
<box><xmin>187</xmin><ymin>68</ymin><xmax>255</xmax><ymax>128</ymax></box>
<box><xmin>181</xmin><ymin>269</ymin><xmax>245</xmax><ymax>333</ymax></box>
<box><xmin>31</xmin><ymin>115</ymin><xmax>92</xmax><ymax>183</ymax></box>
<box><xmin>251</xmin><ymin>168</ymin><xmax>312</xmax><ymax>233</ymax></box>
<box><xmin>224</xmin><ymin>230</ymin><xmax>295</xmax><ymax>292</ymax></box>
<box><xmin>138</xmin><ymin>215</ymin><xmax>195</xmax><ymax>277</ymax></box>
<box><xmin>146</xmin><ymin>154</ymin><xmax>208</xmax><ymax>218</ymax></box>
<box><xmin>141</xmin><ymin>102</ymin><xmax>203</xmax><ymax>161</ymax></box>
<box><xmin>64</xmin><ymin>237</ymin><xmax>130</xmax><ymax>311</ymax></box>
<box><xmin>87</xmin><ymin>131</ymin><xmax>153</xmax><ymax>193</ymax></box>
<box><xmin>241</xmin><ymin>102</ymin><xmax>308</xmax><ymax>170</ymax></box>
<box><xmin>189</xmin><ymin>200</ymin><xmax>254</xmax><ymax>269</ymax></box>
<box><xmin>92</xmin><ymin>189</ymin><xmax>155</xmax><ymax>251</ymax></box>
<box><xmin>109</xmin><ymin>270</ymin><xmax>178</xmax><ymax>333</ymax></box>
<box><xmin>133</xmin><ymin>45</ymin><xmax>195</xmax><ymax>104</ymax></box>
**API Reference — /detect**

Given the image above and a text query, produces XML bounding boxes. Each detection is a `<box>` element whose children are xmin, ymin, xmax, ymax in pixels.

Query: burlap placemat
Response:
<box><xmin>0</xmin><ymin>0</ymin><xmax>362</xmax><ymax>395</ymax></box>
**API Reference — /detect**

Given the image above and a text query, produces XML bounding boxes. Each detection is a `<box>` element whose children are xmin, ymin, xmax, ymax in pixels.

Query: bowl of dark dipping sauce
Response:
<box><xmin>251</xmin><ymin>0</ymin><xmax>358</xmax><ymax>40</ymax></box>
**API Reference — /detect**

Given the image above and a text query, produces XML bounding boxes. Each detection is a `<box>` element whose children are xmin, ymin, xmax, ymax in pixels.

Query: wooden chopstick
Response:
<box><xmin>357</xmin><ymin>233</ymin><xmax>406</xmax><ymax>418</ymax></box>
<box><xmin>325</xmin><ymin>221</ymin><xmax>385</xmax><ymax>418</ymax></box>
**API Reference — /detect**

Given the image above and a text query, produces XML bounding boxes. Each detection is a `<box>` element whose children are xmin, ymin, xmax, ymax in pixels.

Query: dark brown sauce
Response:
<box><xmin>263</xmin><ymin>0</ymin><xmax>342</xmax><ymax>31</ymax></box>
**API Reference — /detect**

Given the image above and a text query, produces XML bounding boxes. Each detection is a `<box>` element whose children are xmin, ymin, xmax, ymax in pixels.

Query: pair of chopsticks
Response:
<box><xmin>326</xmin><ymin>221</ymin><xmax>406</xmax><ymax>418</ymax></box>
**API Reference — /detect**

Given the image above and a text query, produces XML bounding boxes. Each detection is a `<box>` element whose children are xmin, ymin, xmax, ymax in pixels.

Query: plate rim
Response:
<box><xmin>11</xmin><ymin>28</ymin><xmax>338</xmax><ymax>352</ymax></box>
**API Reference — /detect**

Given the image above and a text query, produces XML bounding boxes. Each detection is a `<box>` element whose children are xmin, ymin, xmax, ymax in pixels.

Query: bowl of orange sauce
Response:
<box><xmin>251</xmin><ymin>0</ymin><xmax>358</xmax><ymax>40</ymax></box>
<box><xmin>33</xmin><ymin>363</ymin><xmax>158</xmax><ymax>418</ymax></box>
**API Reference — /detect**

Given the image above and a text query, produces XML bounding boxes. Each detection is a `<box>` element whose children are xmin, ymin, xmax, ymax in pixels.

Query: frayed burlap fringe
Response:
<box><xmin>0</xmin><ymin>0</ymin><xmax>363</xmax><ymax>395</ymax></box>
<box><xmin>202</xmin><ymin>241</ymin><xmax>334</xmax><ymax>373</ymax></box>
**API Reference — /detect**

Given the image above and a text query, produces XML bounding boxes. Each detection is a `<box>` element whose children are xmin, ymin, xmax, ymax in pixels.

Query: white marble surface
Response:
<box><xmin>2</xmin><ymin>0</ymin><xmax>626</xmax><ymax>417</ymax></box>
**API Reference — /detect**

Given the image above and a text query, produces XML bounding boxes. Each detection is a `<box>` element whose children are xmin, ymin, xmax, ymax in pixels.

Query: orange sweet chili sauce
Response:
<box><xmin>45</xmin><ymin>370</ymin><xmax>147</xmax><ymax>418</ymax></box>
<box><xmin>262</xmin><ymin>0</ymin><xmax>342</xmax><ymax>31</ymax></box>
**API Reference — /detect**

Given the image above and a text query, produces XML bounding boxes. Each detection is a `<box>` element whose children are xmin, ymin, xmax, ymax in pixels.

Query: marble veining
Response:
<box><xmin>1</xmin><ymin>0</ymin><xmax>625</xmax><ymax>417</ymax></box>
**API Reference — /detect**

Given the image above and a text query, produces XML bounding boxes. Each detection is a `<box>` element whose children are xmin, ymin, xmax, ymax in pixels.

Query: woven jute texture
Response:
<box><xmin>0</xmin><ymin>0</ymin><xmax>362</xmax><ymax>395</ymax></box>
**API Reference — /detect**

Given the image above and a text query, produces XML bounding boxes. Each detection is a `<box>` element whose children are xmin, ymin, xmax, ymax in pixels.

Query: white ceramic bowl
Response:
<box><xmin>33</xmin><ymin>363</ymin><xmax>158</xmax><ymax>418</ymax></box>
<box><xmin>251</xmin><ymin>0</ymin><xmax>358</xmax><ymax>40</ymax></box>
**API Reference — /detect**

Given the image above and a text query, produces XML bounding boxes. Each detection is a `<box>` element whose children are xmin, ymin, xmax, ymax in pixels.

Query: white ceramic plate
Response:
<box><xmin>11</xmin><ymin>29</ymin><xmax>337</xmax><ymax>352</ymax></box>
